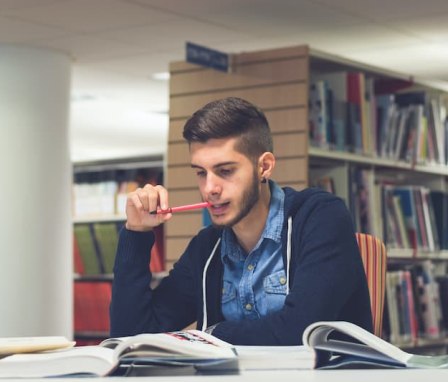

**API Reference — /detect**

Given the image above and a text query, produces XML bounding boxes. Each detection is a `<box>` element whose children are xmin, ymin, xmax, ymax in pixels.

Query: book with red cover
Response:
<box><xmin>73</xmin><ymin>234</ymin><xmax>85</xmax><ymax>275</ymax></box>
<box><xmin>74</xmin><ymin>282</ymin><xmax>111</xmax><ymax>334</ymax></box>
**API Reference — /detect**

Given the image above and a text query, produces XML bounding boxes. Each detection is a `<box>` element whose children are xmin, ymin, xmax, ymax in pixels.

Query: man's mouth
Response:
<box><xmin>209</xmin><ymin>202</ymin><xmax>230</xmax><ymax>214</ymax></box>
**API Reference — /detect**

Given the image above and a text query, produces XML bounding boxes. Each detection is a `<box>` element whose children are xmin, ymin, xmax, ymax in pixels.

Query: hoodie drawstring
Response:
<box><xmin>286</xmin><ymin>216</ymin><xmax>292</xmax><ymax>295</ymax></box>
<box><xmin>201</xmin><ymin>218</ymin><xmax>293</xmax><ymax>330</ymax></box>
<box><xmin>201</xmin><ymin>238</ymin><xmax>221</xmax><ymax>331</ymax></box>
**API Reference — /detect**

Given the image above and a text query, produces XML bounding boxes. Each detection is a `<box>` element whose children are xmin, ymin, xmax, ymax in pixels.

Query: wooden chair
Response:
<box><xmin>355</xmin><ymin>233</ymin><xmax>387</xmax><ymax>337</ymax></box>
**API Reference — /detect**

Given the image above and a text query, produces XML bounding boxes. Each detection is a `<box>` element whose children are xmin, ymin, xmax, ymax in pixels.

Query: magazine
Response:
<box><xmin>303</xmin><ymin>321</ymin><xmax>448</xmax><ymax>369</ymax></box>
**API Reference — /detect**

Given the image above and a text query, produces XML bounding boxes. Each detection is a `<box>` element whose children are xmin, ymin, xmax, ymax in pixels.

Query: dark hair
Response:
<box><xmin>182</xmin><ymin>97</ymin><xmax>273</xmax><ymax>161</ymax></box>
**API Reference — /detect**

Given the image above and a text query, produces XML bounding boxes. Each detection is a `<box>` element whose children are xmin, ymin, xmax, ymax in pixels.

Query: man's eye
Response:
<box><xmin>219</xmin><ymin>168</ymin><xmax>234</xmax><ymax>177</ymax></box>
<box><xmin>196</xmin><ymin>171</ymin><xmax>206</xmax><ymax>178</ymax></box>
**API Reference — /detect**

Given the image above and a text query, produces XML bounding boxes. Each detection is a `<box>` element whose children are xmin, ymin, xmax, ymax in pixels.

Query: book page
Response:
<box><xmin>99</xmin><ymin>336</ymin><xmax>130</xmax><ymax>349</ymax></box>
<box><xmin>114</xmin><ymin>330</ymin><xmax>236</xmax><ymax>360</ymax></box>
<box><xmin>0</xmin><ymin>336</ymin><xmax>75</xmax><ymax>355</ymax></box>
<box><xmin>0</xmin><ymin>346</ymin><xmax>115</xmax><ymax>378</ymax></box>
<box><xmin>302</xmin><ymin>321</ymin><xmax>412</xmax><ymax>365</ymax></box>
<box><xmin>235</xmin><ymin>345</ymin><xmax>314</xmax><ymax>370</ymax></box>
<box><xmin>407</xmin><ymin>354</ymin><xmax>448</xmax><ymax>368</ymax></box>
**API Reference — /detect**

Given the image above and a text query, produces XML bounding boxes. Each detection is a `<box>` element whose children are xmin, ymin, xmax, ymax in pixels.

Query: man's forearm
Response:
<box><xmin>110</xmin><ymin>228</ymin><xmax>155</xmax><ymax>336</ymax></box>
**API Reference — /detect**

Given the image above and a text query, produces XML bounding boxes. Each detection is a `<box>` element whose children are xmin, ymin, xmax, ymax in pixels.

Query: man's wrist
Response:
<box><xmin>125</xmin><ymin>222</ymin><xmax>153</xmax><ymax>232</ymax></box>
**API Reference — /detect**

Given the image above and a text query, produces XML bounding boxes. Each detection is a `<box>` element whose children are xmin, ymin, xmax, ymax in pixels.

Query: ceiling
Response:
<box><xmin>2</xmin><ymin>0</ymin><xmax>448</xmax><ymax>163</ymax></box>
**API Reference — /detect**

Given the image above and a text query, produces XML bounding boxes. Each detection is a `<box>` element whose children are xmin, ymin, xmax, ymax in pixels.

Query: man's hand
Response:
<box><xmin>125</xmin><ymin>184</ymin><xmax>172</xmax><ymax>231</ymax></box>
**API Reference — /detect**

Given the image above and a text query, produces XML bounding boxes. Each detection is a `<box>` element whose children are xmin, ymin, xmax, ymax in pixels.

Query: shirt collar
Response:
<box><xmin>221</xmin><ymin>181</ymin><xmax>285</xmax><ymax>261</ymax></box>
<box><xmin>263</xmin><ymin>181</ymin><xmax>285</xmax><ymax>242</ymax></box>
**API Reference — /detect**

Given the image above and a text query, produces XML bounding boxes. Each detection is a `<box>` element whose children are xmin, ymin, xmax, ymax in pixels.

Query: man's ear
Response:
<box><xmin>258</xmin><ymin>152</ymin><xmax>275</xmax><ymax>183</ymax></box>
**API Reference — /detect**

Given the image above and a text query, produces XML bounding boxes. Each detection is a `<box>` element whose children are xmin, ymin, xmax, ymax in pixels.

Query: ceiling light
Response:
<box><xmin>152</xmin><ymin>72</ymin><xmax>170</xmax><ymax>81</ymax></box>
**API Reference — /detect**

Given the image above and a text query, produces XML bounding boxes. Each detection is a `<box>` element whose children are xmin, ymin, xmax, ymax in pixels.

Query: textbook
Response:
<box><xmin>0</xmin><ymin>330</ymin><xmax>237</xmax><ymax>378</ymax></box>
<box><xmin>303</xmin><ymin>321</ymin><xmax>448</xmax><ymax>369</ymax></box>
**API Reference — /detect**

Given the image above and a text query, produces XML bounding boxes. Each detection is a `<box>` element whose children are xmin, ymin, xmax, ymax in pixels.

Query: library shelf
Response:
<box><xmin>72</xmin><ymin>156</ymin><xmax>165</xmax><ymax>343</ymax></box>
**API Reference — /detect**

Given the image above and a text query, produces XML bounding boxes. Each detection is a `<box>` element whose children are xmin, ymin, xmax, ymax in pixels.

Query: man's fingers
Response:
<box><xmin>139</xmin><ymin>184</ymin><xmax>162</xmax><ymax>213</ymax></box>
<box><xmin>154</xmin><ymin>185</ymin><xmax>169</xmax><ymax>211</ymax></box>
<box><xmin>128</xmin><ymin>189</ymin><xmax>145</xmax><ymax>211</ymax></box>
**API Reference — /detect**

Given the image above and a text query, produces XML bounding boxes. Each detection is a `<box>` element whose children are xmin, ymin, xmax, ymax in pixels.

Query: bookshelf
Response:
<box><xmin>167</xmin><ymin>44</ymin><xmax>448</xmax><ymax>352</ymax></box>
<box><xmin>72</xmin><ymin>156</ymin><xmax>165</xmax><ymax>344</ymax></box>
<box><xmin>308</xmin><ymin>50</ymin><xmax>448</xmax><ymax>353</ymax></box>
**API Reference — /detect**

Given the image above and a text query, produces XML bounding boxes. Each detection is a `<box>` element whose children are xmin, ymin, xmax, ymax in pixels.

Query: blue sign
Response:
<box><xmin>186</xmin><ymin>42</ymin><xmax>229</xmax><ymax>72</ymax></box>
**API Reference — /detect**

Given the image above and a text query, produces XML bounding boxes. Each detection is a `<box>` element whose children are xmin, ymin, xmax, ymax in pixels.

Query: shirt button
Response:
<box><xmin>279</xmin><ymin>277</ymin><xmax>287</xmax><ymax>285</ymax></box>
<box><xmin>247</xmin><ymin>264</ymin><xmax>254</xmax><ymax>271</ymax></box>
<box><xmin>245</xmin><ymin>303</ymin><xmax>253</xmax><ymax>311</ymax></box>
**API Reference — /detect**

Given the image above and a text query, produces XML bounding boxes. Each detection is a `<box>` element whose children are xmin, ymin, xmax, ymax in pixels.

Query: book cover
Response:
<box><xmin>382</xmin><ymin>187</ymin><xmax>402</xmax><ymax>248</ymax></box>
<box><xmin>73</xmin><ymin>233</ymin><xmax>85</xmax><ymax>275</ymax></box>
<box><xmin>92</xmin><ymin>222</ymin><xmax>119</xmax><ymax>274</ymax></box>
<box><xmin>429</xmin><ymin>191</ymin><xmax>448</xmax><ymax>249</ymax></box>
<box><xmin>392</xmin><ymin>187</ymin><xmax>419</xmax><ymax>250</ymax></box>
<box><xmin>314</xmin><ymin>71</ymin><xmax>348</xmax><ymax>151</ymax></box>
<box><xmin>376</xmin><ymin>93</ymin><xmax>396</xmax><ymax>157</ymax></box>
<box><xmin>419</xmin><ymin>187</ymin><xmax>438</xmax><ymax>252</ymax></box>
<box><xmin>391</xmin><ymin>195</ymin><xmax>410</xmax><ymax>248</ymax></box>
<box><xmin>309</xmin><ymin>80</ymin><xmax>329</xmax><ymax>148</ymax></box>
<box><xmin>436</xmin><ymin>276</ymin><xmax>448</xmax><ymax>331</ymax></box>
<box><xmin>74</xmin><ymin>224</ymin><xmax>102</xmax><ymax>275</ymax></box>
<box><xmin>347</xmin><ymin>72</ymin><xmax>364</xmax><ymax>153</ymax></box>
<box><xmin>74</xmin><ymin>282</ymin><xmax>111</xmax><ymax>334</ymax></box>
<box><xmin>385</xmin><ymin>272</ymin><xmax>401</xmax><ymax>344</ymax></box>
<box><xmin>413</xmin><ymin>187</ymin><xmax>429</xmax><ymax>251</ymax></box>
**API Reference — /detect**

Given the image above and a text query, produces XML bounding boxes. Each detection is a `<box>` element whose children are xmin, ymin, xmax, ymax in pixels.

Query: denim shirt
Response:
<box><xmin>221</xmin><ymin>181</ymin><xmax>286</xmax><ymax>321</ymax></box>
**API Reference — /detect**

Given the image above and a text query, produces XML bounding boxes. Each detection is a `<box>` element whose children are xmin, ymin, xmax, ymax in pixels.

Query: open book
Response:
<box><xmin>0</xmin><ymin>330</ymin><xmax>237</xmax><ymax>378</ymax></box>
<box><xmin>303</xmin><ymin>321</ymin><xmax>448</xmax><ymax>369</ymax></box>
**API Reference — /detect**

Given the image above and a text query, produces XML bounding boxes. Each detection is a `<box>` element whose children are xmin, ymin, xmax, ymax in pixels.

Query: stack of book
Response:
<box><xmin>385</xmin><ymin>260</ymin><xmax>446</xmax><ymax>346</ymax></box>
<box><xmin>309</xmin><ymin>72</ymin><xmax>448</xmax><ymax>167</ymax></box>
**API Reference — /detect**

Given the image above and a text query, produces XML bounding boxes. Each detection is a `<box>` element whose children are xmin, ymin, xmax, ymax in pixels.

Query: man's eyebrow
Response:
<box><xmin>191</xmin><ymin>162</ymin><xmax>238</xmax><ymax>170</ymax></box>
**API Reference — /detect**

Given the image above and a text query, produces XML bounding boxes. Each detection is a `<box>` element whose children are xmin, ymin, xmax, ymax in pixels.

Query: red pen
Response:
<box><xmin>150</xmin><ymin>202</ymin><xmax>210</xmax><ymax>215</ymax></box>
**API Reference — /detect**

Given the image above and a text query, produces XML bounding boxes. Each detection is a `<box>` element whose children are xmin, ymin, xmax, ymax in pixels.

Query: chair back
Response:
<box><xmin>355</xmin><ymin>232</ymin><xmax>387</xmax><ymax>337</ymax></box>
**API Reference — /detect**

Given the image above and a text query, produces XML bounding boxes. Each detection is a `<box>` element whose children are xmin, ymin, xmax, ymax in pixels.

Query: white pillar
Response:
<box><xmin>0</xmin><ymin>45</ymin><xmax>72</xmax><ymax>338</ymax></box>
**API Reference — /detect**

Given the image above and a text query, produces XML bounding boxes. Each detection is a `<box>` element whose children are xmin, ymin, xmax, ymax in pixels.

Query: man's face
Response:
<box><xmin>190</xmin><ymin>137</ymin><xmax>260</xmax><ymax>228</ymax></box>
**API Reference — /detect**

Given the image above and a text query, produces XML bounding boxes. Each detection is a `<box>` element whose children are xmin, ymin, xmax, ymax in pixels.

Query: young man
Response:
<box><xmin>110</xmin><ymin>97</ymin><xmax>373</xmax><ymax>345</ymax></box>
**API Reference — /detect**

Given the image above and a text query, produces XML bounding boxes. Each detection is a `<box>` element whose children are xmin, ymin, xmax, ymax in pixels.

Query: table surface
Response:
<box><xmin>8</xmin><ymin>368</ymin><xmax>448</xmax><ymax>382</ymax></box>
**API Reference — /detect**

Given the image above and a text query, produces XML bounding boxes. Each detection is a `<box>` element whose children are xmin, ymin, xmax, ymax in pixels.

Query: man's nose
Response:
<box><xmin>204</xmin><ymin>173</ymin><xmax>221</xmax><ymax>195</ymax></box>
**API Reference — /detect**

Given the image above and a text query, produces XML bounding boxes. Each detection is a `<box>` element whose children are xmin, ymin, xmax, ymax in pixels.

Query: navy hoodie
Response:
<box><xmin>110</xmin><ymin>186</ymin><xmax>373</xmax><ymax>345</ymax></box>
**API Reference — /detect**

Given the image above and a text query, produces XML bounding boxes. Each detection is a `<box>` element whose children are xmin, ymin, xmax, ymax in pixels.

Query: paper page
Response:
<box><xmin>99</xmin><ymin>336</ymin><xmax>130</xmax><ymax>349</ymax></box>
<box><xmin>302</xmin><ymin>321</ymin><xmax>413</xmax><ymax>365</ymax></box>
<box><xmin>235</xmin><ymin>345</ymin><xmax>314</xmax><ymax>370</ymax></box>
<box><xmin>407</xmin><ymin>354</ymin><xmax>448</xmax><ymax>368</ymax></box>
<box><xmin>0</xmin><ymin>346</ymin><xmax>116</xmax><ymax>378</ymax></box>
<box><xmin>187</xmin><ymin>330</ymin><xmax>234</xmax><ymax>348</ymax></box>
<box><xmin>0</xmin><ymin>336</ymin><xmax>75</xmax><ymax>355</ymax></box>
<box><xmin>114</xmin><ymin>330</ymin><xmax>236</xmax><ymax>360</ymax></box>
